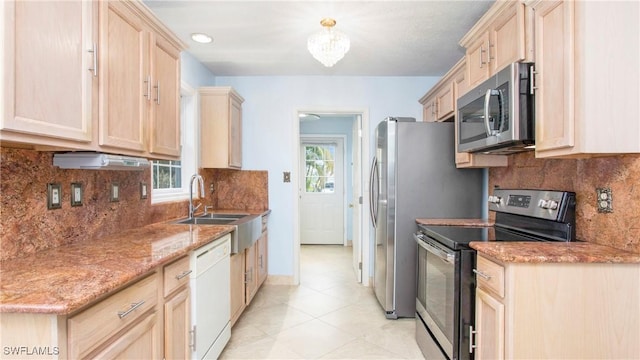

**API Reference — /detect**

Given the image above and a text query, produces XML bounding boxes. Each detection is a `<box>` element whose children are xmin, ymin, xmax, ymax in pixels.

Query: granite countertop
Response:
<box><xmin>0</xmin><ymin>222</ymin><xmax>235</xmax><ymax>315</ymax></box>
<box><xmin>471</xmin><ymin>241</ymin><xmax>640</xmax><ymax>264</ymax></box>
<box><xmin>416</xmin><ymin>218</ymin><xmax>493</xmax><ymax>227</ymax></box>
<box><xmin>417</xmin><ymin>218</ymin><xmax>640</xmax><ymax>264</ymax></box>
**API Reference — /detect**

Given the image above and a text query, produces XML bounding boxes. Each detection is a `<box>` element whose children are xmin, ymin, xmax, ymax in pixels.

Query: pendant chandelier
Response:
<box><xmin>307</xmin><ymin>18</ymin><xmax>350</xmax><ymax>67</ymax></box>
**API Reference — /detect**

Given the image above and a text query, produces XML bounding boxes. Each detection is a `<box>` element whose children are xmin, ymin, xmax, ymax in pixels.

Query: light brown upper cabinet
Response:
<box><xmin>1</xmin><ymin>0</ymin><xmax>97</xmax><ymax>148</ymax></box>
<box><xmin>419</xmin><ymin>68</ymin><xmax>456</xmax><ymax>122</ymax></box>
<box><xmin>149</xmin><ymin>33</ymin><xmax>181</xmax><ymax>158</ymax></box>
<box><xmin>200</xmin><ymin>87</ymin><xmax>244</xmax><ymax>169</ymax></box>
<box><xmin>460</xmin><ymin>1</ymin><xmax>533</xmax><ymax>88</ymax></box>
<box><xmin>1</xmin><ymin>0</ymin><xmax>184</xmax><ymax>160</ymax></box>
<box><xmin>419</xmin><ymin>58</ymin><xmax>507</xmax><ymax>168</ymax></box>
<box><xmin>99</xmin><ymin>0</ymin><xmax>183</xmax><ymax>159</ymax></box>
<box><xmin>98</xmin><ymin>1</ymin><xmax>148</xmax><ymax>154</ymax></box>
<box><xmin>527</xmin><ymin>0</ymin><xmax>640</xmax><ymax>158</ymax></box>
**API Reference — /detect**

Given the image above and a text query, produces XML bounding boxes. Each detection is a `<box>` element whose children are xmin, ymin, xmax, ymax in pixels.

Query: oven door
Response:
<box><xmin>415</xmin><ymin>233</ymin><xmax>457</xmax><ymax>359</ymax></box>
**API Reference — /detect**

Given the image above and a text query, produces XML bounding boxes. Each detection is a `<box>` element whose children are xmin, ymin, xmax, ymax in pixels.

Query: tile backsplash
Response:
<box><xmin>0</xmin><ymin>148</ymin><xmax>268</xmax><ymax>261</ymax></box>
<box><xmin>489</xmin><ymin>152</ymin><xmax>640</xmax><ymax>254</ymax></box>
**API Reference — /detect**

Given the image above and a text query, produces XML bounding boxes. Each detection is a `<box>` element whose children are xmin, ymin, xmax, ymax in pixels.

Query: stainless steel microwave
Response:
<box><xmin>457</xmin><ymin>62</ymin><xmax>535</xmax><ymax>154</ymax></box>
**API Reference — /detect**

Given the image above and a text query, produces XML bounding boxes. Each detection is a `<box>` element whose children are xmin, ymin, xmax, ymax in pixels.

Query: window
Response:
<box><xmin>304</xmin><ymin>144</ymin><xmax>336</xmax><ymax>193</ymax></box>
<box><xmin>151</xmin><ymin>84</ymin><xmax>197</xmax><ymax>203</ymax></box>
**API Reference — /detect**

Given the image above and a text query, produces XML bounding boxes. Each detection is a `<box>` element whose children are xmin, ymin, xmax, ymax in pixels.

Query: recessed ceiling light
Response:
<box><xmin>191</xmin><ymin>33</ymin><xmax>213</xmax><ymax>44</ymax></box>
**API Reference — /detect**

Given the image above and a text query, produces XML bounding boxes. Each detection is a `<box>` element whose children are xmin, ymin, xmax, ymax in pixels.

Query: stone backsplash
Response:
<box><xmin>0</xmin><ymin>148</ymin><xmax>268</xmax><ymax>261</ymax></box>
<box><xmin>489</xmin><ymin>152</ymin><xmax>640</xmax><ymax>254</ymax></box>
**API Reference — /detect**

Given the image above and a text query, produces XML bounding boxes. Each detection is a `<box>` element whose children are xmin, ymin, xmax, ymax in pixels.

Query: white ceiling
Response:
<box><xmin>145</xmin><ymin>1</ymin><xmax>495</xmax><ymax>77</ymax></box>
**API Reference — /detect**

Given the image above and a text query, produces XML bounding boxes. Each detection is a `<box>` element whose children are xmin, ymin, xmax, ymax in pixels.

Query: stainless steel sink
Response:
<box><xmin>173</xmin><ymin>213</ymin><xmax>261</xmax><ymax>254</ymax></box>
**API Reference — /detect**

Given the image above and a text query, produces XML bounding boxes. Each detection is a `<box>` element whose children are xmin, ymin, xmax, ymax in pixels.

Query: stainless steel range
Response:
<box><xmin>414</xmin><ymin>188</ymin><xmax>576</xmax><ymax>360</ymax></box>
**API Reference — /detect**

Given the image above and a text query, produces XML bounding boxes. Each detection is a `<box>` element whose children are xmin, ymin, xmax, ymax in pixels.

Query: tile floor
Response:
<box><xmin>220</xmin><ymin>245</ymin><xmax>425</xmax><ymax>359</ymax></box>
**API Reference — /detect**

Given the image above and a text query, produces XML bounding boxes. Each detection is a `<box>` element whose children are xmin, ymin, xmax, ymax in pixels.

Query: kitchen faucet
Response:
<box><xmin>189</xmin><ymin>174</ymin><xmax>205</xmax><ymax>219</ymax></box>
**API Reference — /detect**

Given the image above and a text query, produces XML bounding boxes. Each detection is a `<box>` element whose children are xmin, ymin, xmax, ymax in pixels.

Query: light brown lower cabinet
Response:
<box><xmin>229</xmin><ymin>251</ymin><xmax>246</xmax><ymax>326</ymax></box>
<box><xmin>0</xmin><ymin>254</ymin><xmax>195</xmax><ymax>360</ymax></box>
<box><xmin>230</xmin><ymin>215</ymin><xmax>269</xmax><ymax>327</ymax></box>
<box><xmin>162</xmin><ymin>256</ymin><xmax>192</xmax><ymax>360</ymax></box>
<box><xmin>472</xmin><ymin>254</ymin><xmax>640</xmax><ymax>359</ymax></box>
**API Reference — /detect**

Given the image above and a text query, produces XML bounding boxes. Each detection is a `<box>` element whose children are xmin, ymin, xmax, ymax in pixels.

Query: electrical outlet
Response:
<box><xmin>71</xmin><ymin>183</ymin><xmax>83</xmax><ymax>206</ymax></box>
<box><xmin>47</xmin><ymin>183</ymin><xmax>62</xmax><ymax>210</ymax></box>
<box><xmin>111</xmin><ymin>183</ymin><xmax>120</xmax><ymax>202</ymax></box>
<box><xmin>283</xmin><ymin>172</ymin><xmax>291</xmax><ymax>183</ymax></box>
<box><xmin>596</xmin><ymin>187</ymin><xmax>613</xmax><ymax>213</ymax></box>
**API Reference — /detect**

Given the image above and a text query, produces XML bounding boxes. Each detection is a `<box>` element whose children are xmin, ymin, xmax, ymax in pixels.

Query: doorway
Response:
<box><xmin>293</xmin><ymin>110</ymin><xmax>370</xmax><ymax>287</ymax></box>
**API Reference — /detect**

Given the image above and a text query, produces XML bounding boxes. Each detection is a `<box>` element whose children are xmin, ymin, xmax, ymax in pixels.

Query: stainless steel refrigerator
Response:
<box><xmin>370</xmin><ymin>117</ymin><xmax>486</xmax><ymax>319</ymax></box>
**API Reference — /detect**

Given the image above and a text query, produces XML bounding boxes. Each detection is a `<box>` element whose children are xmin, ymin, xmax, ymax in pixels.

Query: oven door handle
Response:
<box><xmin>414</xmin><ymin>233</ymin><xmax>455</xmax><ymax>264</ymax></box>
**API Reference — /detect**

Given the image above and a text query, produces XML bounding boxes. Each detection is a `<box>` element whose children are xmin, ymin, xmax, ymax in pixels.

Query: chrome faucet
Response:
<box><xmin>189</xmin><ymin>174</ymin><xmax>205</xmax><ymax>219</ymax></box>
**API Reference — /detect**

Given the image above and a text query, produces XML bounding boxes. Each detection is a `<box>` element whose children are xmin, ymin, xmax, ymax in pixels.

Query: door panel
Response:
<box><xmin>300</xmin><ymin>139</ymin><xmax>345</xmax><ymax>245</ymax></box>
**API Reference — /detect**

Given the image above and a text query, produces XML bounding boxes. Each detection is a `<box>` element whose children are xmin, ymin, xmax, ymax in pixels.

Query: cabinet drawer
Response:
<box><xmin>475</xmin><ymin>256</ymin><xmax>505</xmax><ymax>298</ymax></box>
<box><xmin>68</xmin><ymin>274</ymin><xmax>158</xmax><ymax>358</ymax></box>
<box><xmin>164</xmin><ymin>255</ymin><xmax>191</xmax><ymax>297</ymax></box>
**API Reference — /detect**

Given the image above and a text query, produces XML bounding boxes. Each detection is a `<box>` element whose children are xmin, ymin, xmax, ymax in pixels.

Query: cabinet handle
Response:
<box><xmin>487</xmin><ymin>40</ymin><xmax>494</xmax><ymax>64</ymax></box>
<box><xmin>144</xmin><ymin>76</ymin><xmax>151</xmax><ymax>100</ymax></box>
<box><xmin>175</xmin><ymin>269</ymin><xmax>192</xmax><ymax>280</ymax></box>
<box><xmin>87</xmin><ymin>43</ymin><xmax>98</xmax><ymax>77</ymax></box>
<box><xmin>530</xmin><ymin>65</ymin><xmax>537</xmax><ymax>94</ymax></box>
<box><xmin>259</xmin><ymin>255</ymin><xmax>263</xmax><ymax>268</ymax></box>
<box><xmin>473</xmin><ymin>268</ymin><xmax>492</xmax><ymax>280</ymax></box>
<box><xmin>189</xmin><ymin>325</ymin><xmax>196</xmax><ymax>351</ymax></box>
<box><xmin>479</xmin><ymin>44</ymin><xmax>485</xmax><ymax>68</ymax></box>
<box><xmin>154</xmin><ymin>81</ymin><xmax>160</xmax><ymax>105</ymax></box>
<box><xmin>469</xmin><ymin>325</ymin><xmax>477</xmax><ymax>353</ymax></box>
<box><xmin>117</xmin><ymin>300</ymin><xmax>145</xmax><ymax>319</ymax></box>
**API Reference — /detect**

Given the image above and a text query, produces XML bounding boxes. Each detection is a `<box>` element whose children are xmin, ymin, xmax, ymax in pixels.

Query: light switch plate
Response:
<box><xmin>71</xmin><ymin>183</ymin><xmax>83</xmax><ymax>206</ymax></box>
<box><xmin>47</xmin><ymin>183</ymin><xmax>62</xmax><ymax>210</ymax></box>
<box><xmin>140</xmin><ymin>182</ymin><xmax>148</xmax><ymax>199</ymax></box>
<box><xmin>110</xmin><ymin>183</ymin><xmax>120</xmax><ymax>202</ymax></box>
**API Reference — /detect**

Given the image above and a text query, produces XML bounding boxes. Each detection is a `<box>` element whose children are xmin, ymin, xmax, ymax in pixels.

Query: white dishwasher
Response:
<box><xmin>190</xmin><ymin>233</ymin><xmax>231</xmax><ymax>359</ymax></box>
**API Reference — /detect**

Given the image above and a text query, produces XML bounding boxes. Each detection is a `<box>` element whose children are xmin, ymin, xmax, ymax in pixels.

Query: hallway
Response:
<box><xmin>220</xmin><ymin>245</ymin><xmax>424</xmax><ymax>359</ymax></box>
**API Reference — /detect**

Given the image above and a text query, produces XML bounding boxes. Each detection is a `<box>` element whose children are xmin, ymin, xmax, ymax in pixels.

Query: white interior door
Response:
<box><xmin>299</xmin><ymin>138</ymin><xmax>345</xmax><ymax>245</ymax></box>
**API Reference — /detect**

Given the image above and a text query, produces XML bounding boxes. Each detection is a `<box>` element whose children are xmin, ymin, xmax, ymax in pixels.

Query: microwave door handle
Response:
<box><xmin>483</xmin><ymin>89</ymin><xmax>493</xmax><ymax>137</ymax></box>
<box><xmin>414</xmin><ymin>234</ymin><xmax>455</xmax><ymax>264</ymax></box>
<box><xmin>497</xmin><ymin>89</ymin><xmax>506</xmax><ymax>133</ymax></box>
<box><xmin>483</xmin><ymin>89</ymin><xmax>500</xmax><ymax>136</ymax></box>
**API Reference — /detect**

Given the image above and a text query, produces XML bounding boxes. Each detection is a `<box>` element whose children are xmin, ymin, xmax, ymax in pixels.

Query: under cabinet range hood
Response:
<box><xmin>53</xmin><ymin>153</ymin><xmax>150</xmax><ymax>171</ymax></box>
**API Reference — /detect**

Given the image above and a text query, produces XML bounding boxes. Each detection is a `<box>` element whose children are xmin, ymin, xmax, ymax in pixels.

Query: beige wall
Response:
<box><xmin>489</xmin><ymin>152</ymin><xmax>640</xmax><ymax>254</ymax></box>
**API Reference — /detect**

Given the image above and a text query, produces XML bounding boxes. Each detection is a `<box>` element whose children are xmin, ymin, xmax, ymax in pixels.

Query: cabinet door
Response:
<box><xmin>164</xmin><ymin>287</ymin><xmax>190</xmax><ymax>360</ymax></box>
<box><xmin>474</xmin><ymin>288</ymin><xmax>504</xmax><ymax>360</ymax></box>
<box><xmin>228</xmin><ymin>96</ymin><xmax>243</xmax><ymax>168</ymax></box>
<box><xmin>490</xmin><ymin>2</ymin><xmax>525</xmax><ymax>74</ymax></box>
<box><xmin>89</xmin><ymin>311</ymin><xmax>161</xmax><ymax>360</ymax></box>
<box><xmin>422</xmin><ymin>101</ymin><xmax>437</xmax><ymax>122</ymax></box>
<box><xmin>3</xmin><ymin>0</ymin><xmax>94</xmax><ymax>142</ymax></box>
<box><xmin>532</xmin><ymin>0</ymin><xmax>574</xmax><ymax>153</ymax></box>
<box><xmin>466</xmin><ymin>33</ymin><xmax>491</xmax><ymax>87</ymax></box>
<box><xmin>257</xmin><ymin>232</ymin><xmax>268</xmax><ymax>286</ymax></box>
<box><xmin>244</xmin><ymin>243</ymin><xmax>258</xmax><ymax>304</ymax></box>
<box><xmin>149</xmin><ymin>33</ymin><xmax>181</xmax><ymax>158</ymax></box>
<box><xmin>229</xmin><ymin>252</ymin><xmax>245</xmax><ymax>326</ymax></box>
<box><xmin>435</xmin><ymin>83</ymin><xmax>455</xmax><ymax>121</ymax></box>
<box><xmin>98</xmin><ymin>0</ymin><xmax>148</xmax><ymax>152</ymax></box>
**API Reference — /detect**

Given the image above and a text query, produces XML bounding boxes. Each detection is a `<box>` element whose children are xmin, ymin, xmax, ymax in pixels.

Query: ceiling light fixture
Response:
<box><xmin>191</xmin><ymin>33</ymin><xmax>213</xmax><ymax>44</ymax></box>
<box><xmin>307</xmin><ymin>18</ymin><xmax>350</xmax><ymax>67</ymax></box>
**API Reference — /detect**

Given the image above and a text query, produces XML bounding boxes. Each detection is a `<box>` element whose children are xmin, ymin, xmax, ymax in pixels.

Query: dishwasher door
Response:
<box><xmin>191</xmin><ymin>234</ymin><xmax>231</xmax><ymax>359</ymax></box>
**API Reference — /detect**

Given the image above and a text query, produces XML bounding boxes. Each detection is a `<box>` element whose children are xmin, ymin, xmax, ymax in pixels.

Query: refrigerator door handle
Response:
<box><xmin>369</xmin><ymin>156</ymin><xmax>378</xmax><ymax>228</ymax></box>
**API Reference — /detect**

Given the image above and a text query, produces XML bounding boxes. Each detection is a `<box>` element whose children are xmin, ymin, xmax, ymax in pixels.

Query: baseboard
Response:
<box><xmin>264</xmin><ymin>275</ymin><xmax>295</xmax><ymax>285</ymax></box>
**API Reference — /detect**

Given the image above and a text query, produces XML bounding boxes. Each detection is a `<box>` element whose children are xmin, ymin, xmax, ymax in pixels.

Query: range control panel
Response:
<box><xmin>488</xmin><ymin>189</ymin><xmax>576</xmax><ymax>221</ymax></box>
